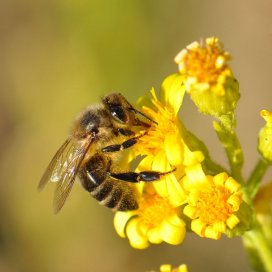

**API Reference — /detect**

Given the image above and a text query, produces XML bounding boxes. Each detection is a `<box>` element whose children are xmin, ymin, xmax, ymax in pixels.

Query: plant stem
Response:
<box><xmin>243</xmin><ymin>224</ymin><xmax>272</xmax><ymax>272</ymax></box>
<box><xmin>213</xmin><ymin>115</ymin><xmax>244</xmax><ymax>184</ymax></box>
<box><xmin>247</xmin><ymin>159</ymin><xmax>269</xmax><ymax>199</ymax></box>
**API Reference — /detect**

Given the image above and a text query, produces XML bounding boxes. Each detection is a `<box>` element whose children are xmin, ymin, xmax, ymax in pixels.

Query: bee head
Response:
<box><xmin>103</xmin><ymin>93</ymin><xmax>135</xmax><ymax>124</ymax></box>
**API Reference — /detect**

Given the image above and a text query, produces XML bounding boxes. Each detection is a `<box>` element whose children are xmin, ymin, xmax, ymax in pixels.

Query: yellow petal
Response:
<box><xmin>167</xmin><ymin>214</ymin><xmax>185</xmax><ymax>227</ymax></box>
<box><xmin>164</xmin><ymin>132</ymin><xmax>184</xmax><ymax>165</ymax></box>
<box><xmin>204</xmin><ymin>226</ymin><xmax>221</xmax><ymax>240</ymax></box>
<box><xmin>226</xmin><ymin>214</ymin><xmax>240</xmax><ymax>229</ymax></box>
<box><xmin>213</xmin><ymin>172</ymin><xmax>228</xmax><ymax>186</ymax></box>
<box><xmin>152</xmin><ymin>151</ymin><xmax>169</xmax><ymax>197</ymax></box>
<box><xmin>177</xmin><ymin>264</ymin><xmax>188</xmax><ymax>272</ymax></box>
<box><xmin>227</xmin><ymin>193</ymin><xmax>242</xmax><ymax>211</ymax></box>
<box><xmin>183</xmin><ymin>145</ymin><xmax>204</xmax><ymax>166</ymax></box>
<box><xmin>136</xmin><ymin>155</ymin><xmax>154</xmax><ymax>171</ymax></box>
<box><xmin>166</xmin><ymin>174</ymin><xmax>186</xmax><ymax>207</ymax></box>
<box><xmin>212</xmin><ymin>221</ymin><xmax>226</xmax><ymax>233</ymax></box>
<box><xmin>225</xmin><ymin>177</ymin><xmax>240</xmax><ymax>193</ymax></box>
<box><xmin>161</xmin><ymin>73</ymin><xmax>186</xmax><ymax>116</ymax></box>
<box><xmin>159</xmin><ymin>219</ymin><xmax>186</xmax><ymax>245</ymax></box>
<box><xmin>183</xmin><ymin>164</ymin><xmax>207</xmax><ymax>189</ymax></box>
<box><xmin>126</xmin><ymin>218</ymin><xmax>149</xmax><ymax>249</ymax></box>
<box><xmin>113</xmin><ymin>211</ymin><xmax>136</xmax><ymax>238</ymax></box>
<box><xmin>160</xmin><ymin>264</ymin><xmax>172</xmax><ymax>272</ymax></box>
<box><xmin>183</xmin><ymin>205</ymin><xmax>197</xmax><ymax>219</ymax></box>
<box><xmin>147</xmin><ymin>228</ymin><xmax>163</xmax><ymax>244</ymax></box>
<box><xmin>191</xmin><ymin>219</ymin><xmax>205</xmax><ymax>237</ymax></box>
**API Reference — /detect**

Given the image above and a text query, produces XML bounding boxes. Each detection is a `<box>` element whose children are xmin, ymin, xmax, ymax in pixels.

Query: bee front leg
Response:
<box><xmin>101</xmin><ymin>131</ymin><xmax>147</xmax><ymax>153</ymax></box>
<box><xmin>109</xmin><ymin>168</ymin><xmax>176</xmax><ymax>183</ymax></box>
<box><xmin>117</xmin><ymin>128</ymin><xmax>135</xmax><ymax>137</ymax></box>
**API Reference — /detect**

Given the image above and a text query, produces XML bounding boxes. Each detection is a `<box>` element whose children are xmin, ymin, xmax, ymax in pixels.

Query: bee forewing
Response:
<box><xmin>51</xmin><ymin>139</ymin><xmax>94</xmax><ymax>213</ymax></box>
<box><xmin>53</xmin><ymin>175</ymin><xmax>75</xmax><ymax>214</ymax></box>
<box><xmin>38</xmin><ymin>139</ymin><xmax>71</xmax><ymax>191</ymax></box>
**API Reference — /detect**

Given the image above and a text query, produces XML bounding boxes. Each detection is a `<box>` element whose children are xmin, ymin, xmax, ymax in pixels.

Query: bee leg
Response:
<box><xmin>109</xmin><ymin>168</ymin><xmax>176</xmax><ymax>183</ymax></box>
<box><xmin>117</xmin><ymin>128</ymin><xmax>135</xmax><ymax>137</ymax></box>
<box><xmin>101</xmin><ymin>132</ymin><xmax>147</xmax><ymax>153</ymax></box>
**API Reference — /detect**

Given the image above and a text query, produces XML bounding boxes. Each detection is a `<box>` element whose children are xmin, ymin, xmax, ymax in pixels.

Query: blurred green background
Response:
<box><xmin>1</xmin><ymin>0</ymin><xmax>272</xmax><ymax>271</ymax></box>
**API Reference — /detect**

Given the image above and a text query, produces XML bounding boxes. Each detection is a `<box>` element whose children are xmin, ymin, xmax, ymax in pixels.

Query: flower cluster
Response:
<box><xmin>113</xmin><ymin>38</ymin><xmax>248</xmax><ymax>249</ymax></box>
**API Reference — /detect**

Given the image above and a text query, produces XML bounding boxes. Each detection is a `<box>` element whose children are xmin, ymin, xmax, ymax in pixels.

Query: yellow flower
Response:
<box><xmin>258</xmin><ymin>110</ymin><xmax>272</xmax><ymax>163</ymax></box>
<box><xmin>175</xmin><ymin>37</ymin><xmax>239</xmax><ymax>117</ymax></box>
<box><xmin>114</xmin><ymin>184</ymin><xmax>186</xmax><ymax>249</ymax></box>
<box><xmin>175</xmin><ymin>37</ymin><xmax>231</xmax><ymax>96</ymax></box>
<box><xmin>159</xmin><ymin>264</ymin><xmax>188</xmax><ymax>272</ymax></box>
<box><xmin>182</xmin><ymin>171</ymin><xmax>243</xmax><ymax>239</ymax></box>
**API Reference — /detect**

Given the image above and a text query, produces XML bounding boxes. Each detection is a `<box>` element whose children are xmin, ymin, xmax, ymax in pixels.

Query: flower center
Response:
<box><xmin>182</xmin><ymin>42</ymin><xmax>228</xmax><ymax>85</ymax></box>
<box><xmin>137</xmin><ymin>102</ymin><xmax>177</xmax><ymax>156</ymax></box>
<box><xmin>138</xmin><ymin>189</ymin><xmax>176</xmax><ymax>228</ymax></box>
<box><xmin>196</xmin><ymin>185</ymin><xmax>232</xmax><ymax>225</ymax></box>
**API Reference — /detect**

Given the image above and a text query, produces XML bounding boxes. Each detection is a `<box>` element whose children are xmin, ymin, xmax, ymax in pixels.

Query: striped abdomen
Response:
<box><xmin>78</xmin><ymin>153</ymin><xmax>139</xmax><ymax>211</ymax></box>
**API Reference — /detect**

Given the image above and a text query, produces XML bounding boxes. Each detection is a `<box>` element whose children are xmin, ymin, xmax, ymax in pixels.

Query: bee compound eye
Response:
<box><xmin>103</xmin><ymin>94</ymin><xmax>129</xmax><ymax>123</ymax></box>
<box><xmin>109</xmin><ymin>104</ymin><xmax>127</xmax><ymax>123</ymax></box>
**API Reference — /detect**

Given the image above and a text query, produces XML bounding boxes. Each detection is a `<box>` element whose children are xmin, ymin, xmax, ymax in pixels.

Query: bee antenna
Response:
<box><xmin>129</xmin><ymin>108</ymin><xmax>158</xmax><ymax>125</ymax></box>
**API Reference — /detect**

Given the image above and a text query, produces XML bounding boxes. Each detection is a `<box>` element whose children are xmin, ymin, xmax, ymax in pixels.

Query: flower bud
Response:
<box><xmin>258</xmin><ymin>110</ymin><xmax>272</xmax><ymax>163</ymax></box>
<box><xmin>175</xmin><ymin>37</ymin><xmax>240</xmax><ymax>117</ymax></box>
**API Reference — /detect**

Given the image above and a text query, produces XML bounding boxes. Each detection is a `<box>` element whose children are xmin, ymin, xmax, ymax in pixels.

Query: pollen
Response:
<box><xmin>138</xmin><ymin>187</ymin><xmax>177</xmax><ymax>229</ymax></box>
<box><xmin>183</xmin><ymin>173</ymin><xmax>243</xmax><ymax>239</ymax></box>
<box><xmin>175</xmin><ymin>37</ymin><xmax>231</xmax><ymax>96</ymax></box>
<box><xmin>195</xmin><ymin>185</ymin><xmax>234</xmax><ymax>224</ymax></box>
<box><xmin>135</xmin><ymin>88</ymin><xmax>178</xmax><ymax>158</ymax></box>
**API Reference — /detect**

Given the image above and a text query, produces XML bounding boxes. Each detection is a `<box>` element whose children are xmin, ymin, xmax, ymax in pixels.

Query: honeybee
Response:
<box><xmin>39</xmin><ymin>93</ymin><xmax>173</xmax><ymax>213</ymax></box>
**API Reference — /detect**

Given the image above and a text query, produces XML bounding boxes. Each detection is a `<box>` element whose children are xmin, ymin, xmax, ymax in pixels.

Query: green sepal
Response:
<box><xmin>226</xmin><ymin>200</ymin><xmax>254</xmax><ymax>238</ymax></box>
<box><xmin>190</xmin><ymin>77</ymin><xmax>240</xmax><ymax>117</ymax></box>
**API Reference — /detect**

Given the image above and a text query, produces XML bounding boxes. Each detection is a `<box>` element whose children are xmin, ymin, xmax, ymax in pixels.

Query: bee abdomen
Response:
<box><xmin>93</xmin><ymin>180</ymin><xmax>138</xmax><ymax>211</ymax></box>
<box><xmin>79</xmin><ymin>154</ymin><xmax>138</xmax><ymax>211</ymax></box>
<box><xmin>80</xmin><ymin>173</ymin><xmax>138</xmax><ymax>211</ymax></box>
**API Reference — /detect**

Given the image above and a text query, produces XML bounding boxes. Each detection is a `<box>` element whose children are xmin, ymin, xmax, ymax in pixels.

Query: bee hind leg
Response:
<box><xmin>109</xmin><ymin>167</ymin><xmax>176</xmax><ymax>183</ymax></box>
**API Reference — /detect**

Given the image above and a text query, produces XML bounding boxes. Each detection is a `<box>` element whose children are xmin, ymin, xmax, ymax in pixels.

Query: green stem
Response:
<box><xmin>243</xmin><ymin>224</ymin><xmax>272</xmax><ymax>272</ymax></box>
<box><xmin>247</xmin><ymin>159</ymin><xmax>269</xmax><ymax>199</ymax></box>
<box><xmin>213</xmin><ymin>114</ymin><xmax>244</xmax><ymax>184</ymax></box>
